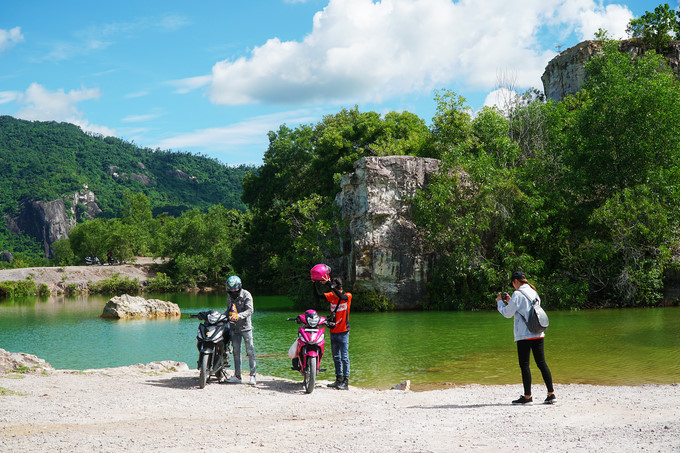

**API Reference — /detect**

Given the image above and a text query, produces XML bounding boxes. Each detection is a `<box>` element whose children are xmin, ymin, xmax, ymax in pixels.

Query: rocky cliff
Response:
<box><xmin>542</xmin><ymin>39</ymin><xmax>680</xmax><ymax>102</ymax></box>
<box><xmin>7</xmin><ymin>190</ymin><xmax>101</xmax><ymax>258</ymax></box>
<box><xmin>334</xmin><ymin>156</ymin><xmax>440</xmax><ymax>309</ymax></box>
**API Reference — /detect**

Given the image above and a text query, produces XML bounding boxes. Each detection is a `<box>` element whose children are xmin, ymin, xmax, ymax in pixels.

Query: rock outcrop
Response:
<box><xmin>101</xmin><ymin>294</ymin><xmax>181</xmax><ymax>319</ymax></box>
<box><xmin>8</xmin><ymin>190</ymin><xmax>101</xmax><ymax>258</ymax></box>
<box><xmin>542</xmin><ymin>39</ymin><xmax>680</xmax><ymax>102</ymax></box>
<box><xmin>0</xmin><ymin>348</ymin><xmax>54</xmax><ymax>375</ymax></box>
<box><xmin>334</xmin><ymin>156</ymin><xmax>440</xmax><ymax>309</ymax></box>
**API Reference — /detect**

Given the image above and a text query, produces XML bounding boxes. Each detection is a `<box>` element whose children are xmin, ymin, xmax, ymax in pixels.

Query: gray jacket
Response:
<box><xmin>227</xmin><ymin>289</ymin><xmax>254</xmax><ymax>332</ymax></box>
<box><xmin>497</xmin><ymin>284</ymin><xmax>544</xmax><ymax>341</ymax></box>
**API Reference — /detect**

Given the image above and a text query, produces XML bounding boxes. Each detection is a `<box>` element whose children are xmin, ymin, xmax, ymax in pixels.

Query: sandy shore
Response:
<box><xmin>1</xmin><ymin>361</ymin><xmax>678</xmax><ymax>453</ymax></box>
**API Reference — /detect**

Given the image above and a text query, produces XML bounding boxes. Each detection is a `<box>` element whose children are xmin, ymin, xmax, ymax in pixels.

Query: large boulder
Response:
<box><xmin>0</xmin><ymin>250</ymin><xmax>13</xmax><ymax>262</ymax></box>
<box><xmin>101</xmin><ymin>294</ymin><xmax>181</xmax><ymax>319</ymax></box>
<box><xmin>334</xmin><ymin>156</ymin><xmax>441</xmax><ymax>308</ymax></box>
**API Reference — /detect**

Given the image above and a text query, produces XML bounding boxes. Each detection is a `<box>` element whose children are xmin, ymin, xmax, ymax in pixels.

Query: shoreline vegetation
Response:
<box><xmin>0</xmin><ymin>350</ymin><xmax>678</xmax><ymax>452</ymax></box>
<box><xmin>1</xmin><ymin>260</ymin><xmax>678</xmax><ymax>310</ymax></box>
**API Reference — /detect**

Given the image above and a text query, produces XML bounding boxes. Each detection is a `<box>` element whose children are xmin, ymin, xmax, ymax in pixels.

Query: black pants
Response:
<box><xmin>517</xmin><ymin>338</ymin><xmax>554</xmax><ymax>396</ymax></box>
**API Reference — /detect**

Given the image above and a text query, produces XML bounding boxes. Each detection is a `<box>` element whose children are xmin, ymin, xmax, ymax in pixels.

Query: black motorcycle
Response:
<box><xmin>190</xmin><ymin>310</ymin><xmax>231</xmax><ymax>388</ymax></box>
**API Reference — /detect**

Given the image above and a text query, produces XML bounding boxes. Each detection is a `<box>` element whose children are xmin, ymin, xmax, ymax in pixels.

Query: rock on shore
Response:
<box><xmin>100</xmin><ymin>294</ymin><xmax>181</xmax><ymax>319</ymax></box>
<box><xmin>0</xmin><ymin>348</ymin><xmax>54</xmax><ymax>374</ymax></box>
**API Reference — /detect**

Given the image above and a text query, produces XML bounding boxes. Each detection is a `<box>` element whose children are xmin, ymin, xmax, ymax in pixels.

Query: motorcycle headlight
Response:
<box><xmin>306</xmin><ymin>312</ymin><xmax>320</xmax><ymax>328</ymax></box>
<box><xmin>207</xmin><ymin>311</ymin><xmax>221</xmax><ymax>324</ymax></box>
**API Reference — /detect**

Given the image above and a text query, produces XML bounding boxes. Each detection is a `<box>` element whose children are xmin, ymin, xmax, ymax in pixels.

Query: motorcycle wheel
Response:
<box><xmin>199</xmin><ymin>354</ymin><xmax>209</xmax><ymax>389</ymax></box>
<box><xmin>304</xmin><ymin>357</ymin><xmax>317</xmax><ymax>394</ymax></box>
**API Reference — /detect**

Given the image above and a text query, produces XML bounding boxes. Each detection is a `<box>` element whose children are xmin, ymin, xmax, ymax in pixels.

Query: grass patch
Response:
<box><xmin>0</xmin><ymin>386</ymin><xmax>25</xmax><ymax>396</ymax></box>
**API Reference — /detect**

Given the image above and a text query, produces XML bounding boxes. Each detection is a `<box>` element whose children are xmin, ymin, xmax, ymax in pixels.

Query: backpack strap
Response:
<box><xmin>516</xmin><ymin>288</ymin><xmax>537</xmax><ymax>325</ymax></box>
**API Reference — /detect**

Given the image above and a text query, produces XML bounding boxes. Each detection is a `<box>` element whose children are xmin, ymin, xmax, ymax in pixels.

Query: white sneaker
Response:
<box><xmin>226</xmin><ymin>375</ymin><xmax>241</xmax><ymax>384</ymax></box>
<box><xmin>248</xmin><ymin>375</ymin><xmax>257</xmax><ymax>385</ymax></box>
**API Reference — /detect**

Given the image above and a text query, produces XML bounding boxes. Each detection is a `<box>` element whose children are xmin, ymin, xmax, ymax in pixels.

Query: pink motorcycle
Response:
<box><xmin>287</xmin><ymin>309</ymin><xmax>328</xmax><ymax>393</ymax></box>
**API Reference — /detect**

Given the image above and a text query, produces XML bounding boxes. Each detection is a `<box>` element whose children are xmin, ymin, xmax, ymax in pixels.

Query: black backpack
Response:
<box><xmin>517</xmin><ymin>289</ymin><xmax>549</xmax><ymax>334</ymax></box>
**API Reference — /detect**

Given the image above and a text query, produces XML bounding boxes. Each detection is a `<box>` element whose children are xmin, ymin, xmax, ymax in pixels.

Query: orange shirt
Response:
<box><xmin>325</xmin><ymin>291</ymin><xmax>352</xmax><ymax>333</ymax></box>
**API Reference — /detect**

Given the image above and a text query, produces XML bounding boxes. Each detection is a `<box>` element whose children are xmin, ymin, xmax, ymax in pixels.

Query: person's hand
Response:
<box><xmin>230</xmin><ymin>313</ymin><xmax>238</xmax><ymax>322</ymax></box>
<box><xmin>496</xmin><ymin>292</ymin><xmax>503</xmax><ymax>302</ymax></box>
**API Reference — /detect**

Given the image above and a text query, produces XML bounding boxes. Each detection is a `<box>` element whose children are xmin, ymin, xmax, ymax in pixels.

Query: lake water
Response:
<box><xmin>1</xmin><ymin>293</ymin><xmax>678</xmax><ymax>390</ymax></box>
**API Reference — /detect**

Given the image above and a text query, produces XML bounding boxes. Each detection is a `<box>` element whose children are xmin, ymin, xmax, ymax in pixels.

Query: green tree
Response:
<box><xmin>120</xmin><ymin>191</ymin><xmax>153</xmax><ymax>255</ymax></box>
<box><xmin>626</xmin><ymin>3</ymin><xmax>679</xmax><ymax>50</ymax></box>
<box><xmin>557</xmin><ymin>40</ymin><xmax>680</xmax><ymax>305</ymax></box>
<box><xmin>68</xmin><ymin>218</ymin><xmax>109</xmax><ymax>262</ymax></box>
<box><xmin>159</xmin><ymin>206</ymin><xmax>245</xmax><ymax>286</ymax></box>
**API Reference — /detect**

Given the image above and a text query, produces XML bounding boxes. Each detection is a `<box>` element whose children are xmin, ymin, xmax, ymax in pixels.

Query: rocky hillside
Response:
<box><xmin>541</xmin><ymin>38</ymin><xmax>680</xmax><ymax>102</ymax></box>
<box><xmin>0</xmin><ymin>116</ymin><xmax>254</xmax><ymax>258</ymax></box>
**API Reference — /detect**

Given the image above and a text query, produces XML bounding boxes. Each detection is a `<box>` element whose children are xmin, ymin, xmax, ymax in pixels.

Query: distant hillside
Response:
<box><xmin>0</xmin><ymin>115</ymin><xmax>255</xmax><ymax>259</ymax></box>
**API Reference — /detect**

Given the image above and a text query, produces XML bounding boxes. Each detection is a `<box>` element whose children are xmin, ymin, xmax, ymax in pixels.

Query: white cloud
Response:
<box><xmin>0</xmin><ymin>27</ymin><xmax>24</xmax><ymax>52</ymax></box>
<box><xmin>41</xmin><ymin>14</ymin><xmax>191</xmax><ymax>61</ymax></box>
<box><xmin>168</xmin><ymin>75</ymin><xmax>211</xmax><ymax>94</ymax></box>
<box><xmin>575</xmin><ymin>3</ymin><xmax>633</xmax><ymax>40</ymax></box>
<box><xmin>124</xmin><ymin>90</ymin><xmax>150</xmax><ymax>99</ymax></box>
<box><xmin>0</xmin><ymin>91</ymin><xmax>20</xmax><ymax>104</ymax></box>
<box><xmin>206</xmin><ymin>0</ymin><xmax>634</xmax><ymax>107</ymax></box>
<box><xmin>122</xmin><ymin>112</ymin><xmax>162</xmax><ymax>123</ymax></box>
<box><xmin>14</xmin><ymin>83</ymin><xmax>115</xmax><ymax>136</ymax></box>
<box><xmin>154</xmin><ymin>109</ymin><xmax>320</xmax><ymax>156</ymax></box>
<box><xmin>483</xmin><ymin>88</ymin><xmax>519</xmax><ymax>111</ymax></box>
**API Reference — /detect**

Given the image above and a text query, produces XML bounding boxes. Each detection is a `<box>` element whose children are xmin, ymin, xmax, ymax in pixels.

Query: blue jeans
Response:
<box><xmin>231</xmin><ymin>329</ymin><xmax>256</xmax><ymax>377</ymax></box>
<box><xmin>330</xmin><ymin>331</ymin><xmax>350</xmax><ymax>378</ymax></box>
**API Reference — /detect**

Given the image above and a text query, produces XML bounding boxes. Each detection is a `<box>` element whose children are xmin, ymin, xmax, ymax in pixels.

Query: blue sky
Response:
<box><xmin>0</xmin><ymin>0</ymin><xmax>661</xmax><ymax>166</ymax></box>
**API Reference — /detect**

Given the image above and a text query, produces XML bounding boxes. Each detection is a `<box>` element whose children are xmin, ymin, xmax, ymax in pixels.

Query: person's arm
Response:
<box><xmin>238</xmin><ymin>291</ymin><xmax>254</xmax><ymax>320</ymax></box>
<box><xmin>312</xmin><ymin>281</ymin><xmax>327</xmax><ymax>300</ymax></box>
<box><xmin>497</xmin><ymin>292</ymin><xmax>520</xmax><ymax>318</ymax></box>
<box><xmin>329</xmin><ymin>282</ymin><xmax>348</xmax><ymax>301</ymax></box>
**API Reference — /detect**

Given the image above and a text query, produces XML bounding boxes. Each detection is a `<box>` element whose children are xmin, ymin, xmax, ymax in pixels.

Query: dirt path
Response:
<box><xmin>1</xmin><ymin>360</ymin><xmax>678</xmax><ymax>452</ymax></box>
<box><xmin>0</xmin><ymin>257</ymin><xmax>158</xmax><ymax>292</ymax></box>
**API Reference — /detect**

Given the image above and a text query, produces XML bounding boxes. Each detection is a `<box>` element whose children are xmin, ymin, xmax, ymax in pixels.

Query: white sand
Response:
<box><xmin>1</xmin><ymin>362</ymin><xmax>678</xmax><ymax>452</ymax></box>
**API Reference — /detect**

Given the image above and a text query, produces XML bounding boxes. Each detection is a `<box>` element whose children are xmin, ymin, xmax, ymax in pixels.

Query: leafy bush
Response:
<box><xmin>89</xmin><ymin>273</ymin><xmax>141</xmax><ymax>295</ymax></box>
<box><xmin>146</xmin><ymin>272</ymin><xmax>176</xmax><ymax>293</ymax></box>
<box><xmin>0</xmin><ymin>279</ymin><xmax>38</xmax><ymax>298</ymax></box>
<box><xmin>353</xmin><ymin>291</ymin><xmax>395</xmax><ymax>312</ymax></box>
<box><xmin>37</xmin><ymin>283</ymin><xmax>51</xmax><ymax>296</ymax></box>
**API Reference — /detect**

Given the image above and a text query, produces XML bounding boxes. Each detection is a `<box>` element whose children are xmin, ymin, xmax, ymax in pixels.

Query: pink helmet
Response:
<box><xmin>310</xmin><ymin>264</ymin><xmax>331</xmax><ymax>281</ymax></box>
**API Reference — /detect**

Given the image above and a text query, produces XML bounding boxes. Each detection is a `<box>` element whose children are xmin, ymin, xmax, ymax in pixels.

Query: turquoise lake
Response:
<box><xmin>1</xmin><ymin>293</ymin><xmax>678</xmax><ymax>390</ymax></box>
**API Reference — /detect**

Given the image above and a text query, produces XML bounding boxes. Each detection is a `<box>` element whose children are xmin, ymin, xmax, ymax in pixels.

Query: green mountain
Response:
<box><xmin>0</xmin><ymin>115</ymin><xmax>254</xmax><ymax>259</ymax></box>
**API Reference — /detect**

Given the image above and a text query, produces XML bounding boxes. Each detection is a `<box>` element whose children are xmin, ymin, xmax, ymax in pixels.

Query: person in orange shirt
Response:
<box><xmin>314</xmin><ymin>276</ymin><xmax>352</xmax><ymax>390</ymax></box>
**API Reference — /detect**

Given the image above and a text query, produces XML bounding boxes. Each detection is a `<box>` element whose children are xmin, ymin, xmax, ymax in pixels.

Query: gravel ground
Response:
<box><xmin>1</xmin><ymin>361</ymin><xmax>678</xmax><ymax>453</ymax></box>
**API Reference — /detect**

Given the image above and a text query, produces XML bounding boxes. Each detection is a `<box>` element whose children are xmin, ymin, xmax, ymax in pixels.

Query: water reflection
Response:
<box><xmin>1</xmin><ymin>294</ymin><xmax>678</xmax><ymax>389</ymax></box>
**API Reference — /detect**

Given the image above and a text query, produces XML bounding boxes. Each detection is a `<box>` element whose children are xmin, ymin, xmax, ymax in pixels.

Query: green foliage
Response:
<box><xmin>352</xmin><ymin>292</ymin><xmax>395</xmax><ymax>312</ymax></box>
<box><xmin>51</xmin><ymin>239</ymin><xmax>75</xmax><ymax>266</ymax></box>
<box><xmin>89</xmin><ymin>273</ymin><xmax>141</xmax><ymax>295</ymax></box>
<box><xmin>156</xmin><ymin>205</ymin><xmax>246</xmax><ymax>286</ymax></box>
<box><xmin>0</xmin><ymin>279</ymin><xmax>38</xmax><ymax>297</ymax></box>
<box><xmin>626</xmin><ymin>3</ymin><xmax>680</xmax><ymax>50</ymax></box>
<box><xmin>413</xmin><ymin>41</ymin><xmax>680</xmax><ymax>309</ymax></box>
<box><xmin>146</xmin><ymin>272</ymin><xmax>176</xmax><ymax>293</ymax></box>
<box><xmin>37</xmin><ymin>283</ymin><xmax>50</xmax><ymax>296</ymax></box>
